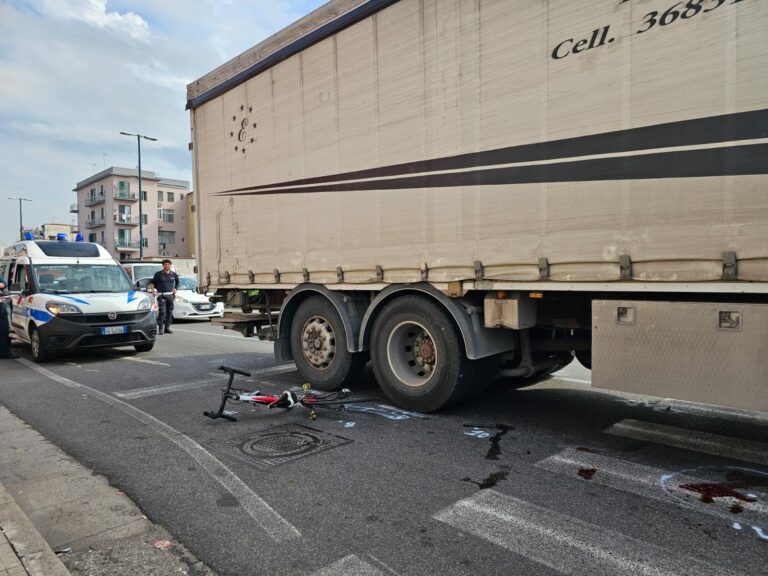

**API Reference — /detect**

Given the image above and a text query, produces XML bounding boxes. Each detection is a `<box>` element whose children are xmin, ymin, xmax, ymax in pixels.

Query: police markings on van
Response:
<box><xmin>1</xmin><ymin>238</ymin><xmax>157</xmax><ymax>362</ymax></box>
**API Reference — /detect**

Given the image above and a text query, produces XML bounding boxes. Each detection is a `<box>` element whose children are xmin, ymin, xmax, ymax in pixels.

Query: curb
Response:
<box><xmin>0</xmin><ymin>483</ymin><xmax>70</xmax><ymax>576</ymax></box>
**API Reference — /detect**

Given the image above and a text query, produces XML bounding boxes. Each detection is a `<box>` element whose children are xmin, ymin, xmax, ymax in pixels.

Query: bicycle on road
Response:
<box><xmin>204</xmin><ymin>365</ymin><xmax>375</xmax><ymax>422</ymax></box>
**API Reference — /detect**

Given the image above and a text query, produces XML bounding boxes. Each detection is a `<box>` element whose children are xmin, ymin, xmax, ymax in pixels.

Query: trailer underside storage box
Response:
<box><xmin>592</xmin><ymin>300</ymin><xmax>768</xmax><ymax>412</ymax></box>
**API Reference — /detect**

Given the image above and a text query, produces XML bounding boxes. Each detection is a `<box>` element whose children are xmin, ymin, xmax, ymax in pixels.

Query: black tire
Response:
<box><xmin>134</xmin><ymin>341</ymin><xmax>155</xmax><ymax>353</ymax></box>
<box><xmin>290</xmin><ymin>296</ymin><xmax>365</xmax><ymax>391</ymax></box>
<box><xmin>371</xmin><ymin>295</ymin><xmax>480</xmax><ymax>412</ymax></box>
<box><xmin>575</xmin><ymin>348</ymin><xmax>592</xmax><ymax>370</ymax></box>
<box><xmin>29</xmin><ymin>326</ymin><xmax>51</xmax><ymax>363</ymax></box>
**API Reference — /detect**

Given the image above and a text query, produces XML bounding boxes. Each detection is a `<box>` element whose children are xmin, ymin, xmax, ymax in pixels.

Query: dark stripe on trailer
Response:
<box><xmin>219</xmin><ymin>109</ymin><xmax>768</xmax><ymax>194</ymax></box>
<box><xmin>217</xmin><ymin>143</ymin><xmax>768</xmax><ymax>196</ymax></box>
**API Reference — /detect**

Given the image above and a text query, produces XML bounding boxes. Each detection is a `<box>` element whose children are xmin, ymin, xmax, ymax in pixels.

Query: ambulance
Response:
<box><xmin>1</xmin><ymin>237</ymin><xmax>156</xmax><ymax>362</ymax></box>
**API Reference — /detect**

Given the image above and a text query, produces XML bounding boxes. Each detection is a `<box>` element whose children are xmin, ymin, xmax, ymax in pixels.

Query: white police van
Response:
<box><xmin>1</xmin><ymin>237</ymin><xmax>156</xmax><ymax>362</ymax></box>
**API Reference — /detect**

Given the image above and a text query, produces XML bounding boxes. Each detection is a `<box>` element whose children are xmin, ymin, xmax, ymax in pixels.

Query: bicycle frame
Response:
<box><xmin>204</xmin><ymin>365</ymin><xmax>373</xmax><ymax>422</ymax></box>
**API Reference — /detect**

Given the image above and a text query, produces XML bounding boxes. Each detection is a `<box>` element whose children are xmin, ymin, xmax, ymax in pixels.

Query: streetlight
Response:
<box><xmin>8</xmin><ymin>197</ymin><xmax>33</xmax><ymax>241</ymax></box>
<box><xmin>119</xmin><ymin>131</ymin><xmax>157</xmax><ymax>260</ymax></box>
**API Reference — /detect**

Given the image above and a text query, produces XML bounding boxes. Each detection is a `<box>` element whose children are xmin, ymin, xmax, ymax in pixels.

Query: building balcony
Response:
<box><xmin>85</xmin><ymin>217</ymin><xmax>106</xmax><ymax>229</ymax></box>
<box><xmin>115</xmin><ymin>240</ymin><xmax>140</xmax><ymax>250</ymax></box>
<box><xmin>114</xmin><ymin>191</ymin><xmax>138</xmax><ymax>201</ymax></box>
<box><xmin>84</xmin><ymin>193</ymin><xmax>106</xmax><ymax>207</ymax></box>
<box><xmin>69</xmin><ymin>203</ymin><xmax>79</xmax><ymax>213</ymax></box>
<box><xmin>114</xmin><ymin>214</ymin><xmax>138</xmax><ymax>226</ymax></box>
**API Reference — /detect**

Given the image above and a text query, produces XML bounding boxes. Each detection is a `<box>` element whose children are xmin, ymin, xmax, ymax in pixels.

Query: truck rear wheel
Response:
<box><xmin>371</xmin><ymin>295</ymin><xmax>478</xmax><ymax>412</ymax></box>
<box><xmin>290</xmin><ymin>296</ymin><xmax>365</xmax><ymax>391</ymax></box>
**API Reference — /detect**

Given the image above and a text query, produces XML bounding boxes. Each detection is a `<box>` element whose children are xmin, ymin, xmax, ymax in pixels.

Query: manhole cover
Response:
<box><xmin>223</xmin><ymin>423</ymin><xmax>352</xmax><ymax>469</ymax></box>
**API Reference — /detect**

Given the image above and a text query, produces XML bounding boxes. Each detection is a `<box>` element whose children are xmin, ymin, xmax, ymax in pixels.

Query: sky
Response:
<box><xmin>0</xmin><ymin>0</ymin><xmax>326</xmax><ymax>246</ymax></box>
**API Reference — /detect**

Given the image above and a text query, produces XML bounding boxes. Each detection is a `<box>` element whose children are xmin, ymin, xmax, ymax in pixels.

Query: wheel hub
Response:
<box><xmin>301</xmin><ymin>317</ymin><xmax>336</xmax><ymax>370</ymax></box>
<box><xmin>386</xmin><ymin>321</ymin><xmax>438</xmax><ymax>388</ymax></box>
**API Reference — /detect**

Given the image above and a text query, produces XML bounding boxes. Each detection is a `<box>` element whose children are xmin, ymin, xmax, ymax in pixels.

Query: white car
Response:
<box><xmin>135</xmin><ymin>276</ymin><xmax>224</xmax><ymax>321</ymax></box>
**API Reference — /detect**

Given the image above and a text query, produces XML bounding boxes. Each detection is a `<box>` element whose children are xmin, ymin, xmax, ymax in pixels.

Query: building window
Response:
<box><xmin>191</xmin><ymin>205</ymin><xmax>196</xmax><ymax>213</ymax></box>
<box><xmin>118</xmin><ymin>181</ymin><xmax>129</xmax><ymax>193</ymax></box>
<box><xmin>179</xmin><ymin>193</ymin><xmax>184</xmax><ymax>201</ymax></box>
<box><xmin>88</xmin><ymin>233</ymin><xmax>97</xmax><ymax>242</ymax></box>
<box><xmin>163</xmin><ymin>209</ymin><xmax>174</xmax><ymax>223</ymax></box>
<box><xmin>142</xmin><ymin>214</ymin><xmax>148</xmax><ymax>225</ymax></box>
<box><xmin>117</xmin><ymin>205</ymin><xmax>130</xmax><ymax>222</ymax></box>
<box><xmin>100</xmin><ymin>184</ymin><xmax>104</xmax><ymax>194</ymax></box>
<box><xmin>100</xmin><ymin>231</ymin><xmax>105</xmax><ymax>243</ymax></box>
<box><xmin>158</xmin><ymin>230</ymin><xmax>176</xmax><ymax>245</ymax></box>
<box><xmin>100</xmin><ymin>206</ymin><xmax>105</xmax><ymax>218</ymax></box>
<box><xmin>167</xmin><ymin>192</ymin><xmax>175</xmax><ymax>203</ymax></box>
<box><xmin>142</xmin><ymin>238</ymin><xmax>149</xmax><ymax>248</ymax></box>
<box><xmin>141</xmin><ymin>190</ymin><xmax>147</xmax><ymax>201</ymax></box>
<box><xmin>158</xmin><ymin>191</ymin><xmax>164</xmax><ymax>202</ymax></box>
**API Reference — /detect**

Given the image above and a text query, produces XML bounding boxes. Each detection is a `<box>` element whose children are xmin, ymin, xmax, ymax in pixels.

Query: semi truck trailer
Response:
<box><xmin>187</xmin><ymin>0</ymin><xmax>768</xmax><ymax>412</ymax></box>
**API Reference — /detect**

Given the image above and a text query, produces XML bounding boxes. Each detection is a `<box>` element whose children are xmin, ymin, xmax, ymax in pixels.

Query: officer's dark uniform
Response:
<box><xmin>0</xmin><ymin>274</ymin><xmax>16</xmax><ymax>358</ymax></box>
<box><xmin>150</xmin><ymin>269</ymin><xmax>179</xmax><ymax>334</ymax></box>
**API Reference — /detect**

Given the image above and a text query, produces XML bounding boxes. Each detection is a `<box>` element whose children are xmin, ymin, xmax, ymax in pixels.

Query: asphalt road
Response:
<box><xmin>0</xmin><ymin>323</ymin><xmax>766</xmax><ymax>576</ymax></box>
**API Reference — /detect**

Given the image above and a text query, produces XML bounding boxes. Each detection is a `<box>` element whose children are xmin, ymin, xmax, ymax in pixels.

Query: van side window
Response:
<box><xmin>13</xmin><ymin>265</ymin><xmax>28</xmax><ymax>291</ymax></box>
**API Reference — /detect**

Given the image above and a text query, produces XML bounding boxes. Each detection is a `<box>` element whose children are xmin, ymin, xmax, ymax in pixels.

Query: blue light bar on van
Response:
<box><xmin>75</xmin><ymin>234</ymin><xmax>84</xmax><ymax>242</ymax></box>
<box><xmin>24</xmin><ymin>232</ymin><xmax>34</xmax><ymax>240</ymax></box>
<box><xmin>56</xmin><ymin>233</ymin><xmax>68</xmax><ymax>241</ymax></box>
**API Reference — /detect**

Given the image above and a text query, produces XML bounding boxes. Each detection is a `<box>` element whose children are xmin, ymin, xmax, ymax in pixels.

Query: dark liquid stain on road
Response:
<box><xmin>578</xmin><ymin>467</ymin><xmax>597</xmax><ymax>480</ymax></box>
<box><xmin>486</xmin><ymin>424</ymin><xmax>515</xmax><ymax>460</ymax></box>
<box><xmin>463</xmin><ymin>469</ymin><xmax>509</xmax><ymax>490</ymax></box>
<box><xmin>679</xmin><ymin>482</ymin><xmax>757</xmax><ymax>504</ymax></box>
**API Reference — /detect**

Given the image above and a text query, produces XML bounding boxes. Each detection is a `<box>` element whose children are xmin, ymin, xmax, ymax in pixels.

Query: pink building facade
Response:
<box><xmin>72</xmin><ymin>167</ymin><xmax>191</xmax><ymax>261</ymax></box>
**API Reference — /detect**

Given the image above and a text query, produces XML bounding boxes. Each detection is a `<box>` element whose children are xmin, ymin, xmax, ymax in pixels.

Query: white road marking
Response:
<box><xmin>535</xmin><ymin>448</ymin><xmax>768</xmax><ymax>524</ymax></box>
<box><xmin>168</xmin><ymin>327</ymin><xmax>261</xmax><ymax>340</ymax></box>
<box><xmin>119</xmin><ymin>356</ymin><xmax>171</xmax><ymax>367</ymax></box>
<box><xmin>434</xmin><ymin>490</ymin><xmax>740</xmax><ymax>576</ymax></box>
<box><xmin>15</xmin><ymin>357</ymin><xmax>300</xmax><ymax>542</ymax></box>
<box><xmin>114</xmin><ymin>375</ymin><xmax>228</xmax><ymax>400</ymax></box>
<box><xmin>551</xmin><ymin>376</ymin><xmax>593</xmax><ymax>386</ymax></box>
<box><xmin>310</xmin><ymin>554</ymin><xmax>392</xmax><ymax>576</ymax></box>
<box><xmin>250</xmin><ymin>364</ymin><xmax>297</xmax><ymax>376</ymax></box>
<box><xmin>605</xmin><ymin>419</ymin><xmax>768</xmax><ymax>465</ymax></box>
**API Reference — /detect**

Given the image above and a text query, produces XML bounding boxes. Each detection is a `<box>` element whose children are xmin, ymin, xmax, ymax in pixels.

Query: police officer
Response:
<box><xmin>0</xmin><ymin>273</ymin><xmax>18</xmax><ymax>359</ymax></box>
<box><xmin>148</xmin><ymin>259</ymin><xmax>179</xmax><ymax>335</ymax></box>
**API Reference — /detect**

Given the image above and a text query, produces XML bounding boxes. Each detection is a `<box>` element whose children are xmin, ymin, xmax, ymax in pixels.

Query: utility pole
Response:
<box><xmin>119</xmin><ymin>132</ymin><xmax>157</xmax><ymax>260</ymax></box>
<box><xmin>8</xmin><ymin>197</ymin><xmax>33</xmax><ymax>241</ymax></box>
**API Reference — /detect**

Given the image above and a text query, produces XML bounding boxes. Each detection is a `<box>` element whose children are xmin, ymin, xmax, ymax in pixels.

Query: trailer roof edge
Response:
<box><xmin>186</xmin><ymin>0</ymin><xmax>400</xmax><ymax>111</ymax></box>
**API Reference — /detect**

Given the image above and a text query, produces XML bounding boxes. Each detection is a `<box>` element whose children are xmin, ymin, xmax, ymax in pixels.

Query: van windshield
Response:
<box><xmin>32</xmin><ymin>264</ymin><xmax>133</xmax><ymax>294</ymax></box>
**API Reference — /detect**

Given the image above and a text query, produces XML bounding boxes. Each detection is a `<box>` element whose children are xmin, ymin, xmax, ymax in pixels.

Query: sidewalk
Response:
<box><xmin>0</xmin><ymin>482</ymin><xmax>68</xmax><ymax>575</ymax></box>
<box><xmin>0</xmin><ymin>403</ymin><xmax>215</xmax><ymax>576</ymax></box>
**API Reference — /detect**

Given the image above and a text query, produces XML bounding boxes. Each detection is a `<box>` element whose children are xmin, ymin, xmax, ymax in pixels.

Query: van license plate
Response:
<box><xmin>101</xmin><ymin>326</ymin><xmax>127</xmax><ymax>335</ymax></box>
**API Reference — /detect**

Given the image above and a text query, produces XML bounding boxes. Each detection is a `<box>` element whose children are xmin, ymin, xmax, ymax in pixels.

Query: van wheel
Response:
<box><xmin>134</xmin><ymin>341</ymin><xmax>155</xmax><ymax>353</ymax></box>
<box><xmin>290</xmin><ymin>296</ymin><xmax>365</xmax><ymax>391</ymax></box>
<box><xmin>371</xmin><ymin>295</ymin><xmax>480</xmax><ymax>412</ymax></box>
<box><xmin>29</xmin><ymin>327</ymin><xmax>50</xmax><ymax>363</ymax></box>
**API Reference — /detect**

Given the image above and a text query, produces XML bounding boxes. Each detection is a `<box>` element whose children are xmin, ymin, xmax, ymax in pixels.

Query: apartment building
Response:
<box><xmin>72</xmin><ymin>167</ymin><xmax>191</xmax><ymax>261</ymax></box>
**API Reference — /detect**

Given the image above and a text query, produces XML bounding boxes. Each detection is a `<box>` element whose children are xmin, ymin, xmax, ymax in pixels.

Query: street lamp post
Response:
<box><xmin>8</xmin><ymin>197</ymin><xmax>33</xmax><ymax>241</ymax></box>
<box><xmin>119</xmin><ymin>131</ymin><xmax>157</xmax><ymax>260</ymax></box>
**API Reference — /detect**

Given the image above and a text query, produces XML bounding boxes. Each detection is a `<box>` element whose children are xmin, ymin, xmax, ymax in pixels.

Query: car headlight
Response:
<box><xmin>137</xmin><ymin>298</ymin><xmax>150</xmax><ymax>311</ymax></box>
<box><xmin>175</xmin><ymin>295</ymin><xmax>187</xmax><ymax>304</ymax></box>
<box><xmin>46</xmin><ymin>301</ymin><xmax>82</xmax><ymax>315</ymax></box>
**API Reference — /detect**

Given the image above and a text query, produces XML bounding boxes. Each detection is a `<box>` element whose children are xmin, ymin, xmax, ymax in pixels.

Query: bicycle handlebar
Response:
<box><xmin>219</xmin><ymin>365</ymin><xmax>251</xmax><ymax>377</ymax></box>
